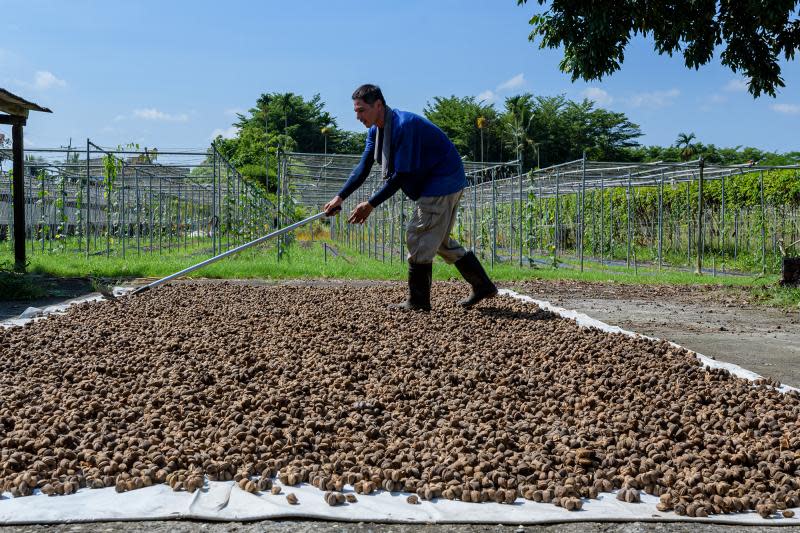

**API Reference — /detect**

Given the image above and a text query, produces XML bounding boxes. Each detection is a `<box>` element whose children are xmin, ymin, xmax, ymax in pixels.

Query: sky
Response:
<box><xmin>1</xmin><ymin>0</ymin><xmax>799</xmax><ymax>155</ymax></box>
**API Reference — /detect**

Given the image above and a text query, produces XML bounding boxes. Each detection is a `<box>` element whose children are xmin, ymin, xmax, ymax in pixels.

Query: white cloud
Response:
<box><xmin>627</xmin><ymin>88</ymin><xmax>680</xmax><ymax>109</ymax></box>
<box><xmin>33</xmin><ymin>71</ymin><xmax>66</xmax><ymax>90</ymax></box>
<box><xmin>132</xmin><ymin>108</ymin><xmax>189</xmax><ymax>122</ymax></box>
<box><xmin>477</xmin><ymin>73</ymin><xmax>528</xmax><ymax>103</ymax></box>
<box><xmin>211</xmin><ymin>126</ymin><xmax>238</xmax><ymax>140</ymax></box>
<box><xmin>724</xmin><ymin>78</ymin><xmax>748</xmax><ymax>92</ymax></box>
<box><xmin>582</xmin><ymin>87</ymin><xmax>613</xmax><ymax>106</ymax></box>
<box><xmin>497</xmin><ymin>73</ymin><xmax>525</xmax><ymax>91</ymax></box>
<box><xmin>477</xmin><ymin>90</ymin><xmax>496</xmax><ymax>103</ymax></box>
<box><xmin>771</xmin><ymin>103</ymin><xmax>800</xmax><ymax>115</ymax></box>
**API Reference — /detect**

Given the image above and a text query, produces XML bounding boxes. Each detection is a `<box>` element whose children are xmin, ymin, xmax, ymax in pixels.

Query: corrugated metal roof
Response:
<box><xmin>0</xmin><ymin>87</ymin><xmax>52</xmax><ymax>117</ymax></box>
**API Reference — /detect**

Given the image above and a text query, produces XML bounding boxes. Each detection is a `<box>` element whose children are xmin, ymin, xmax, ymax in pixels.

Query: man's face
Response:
<box><xmin>353</xmin><ymin>98</ymin><xmax>383</xmax><ymax>128</ymax></box>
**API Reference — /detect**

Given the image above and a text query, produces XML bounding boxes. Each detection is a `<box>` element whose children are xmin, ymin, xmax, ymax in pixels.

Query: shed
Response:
<box><xmin>0</xmin><ymin>88</ymin><xmax>52</xmax><ymax>270</ymax></box>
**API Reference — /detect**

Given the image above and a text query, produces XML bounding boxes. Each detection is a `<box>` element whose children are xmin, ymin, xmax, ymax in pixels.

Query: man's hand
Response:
<box><xmin>323</xmin><ymin>196</ymin><xmax>343</xmax><ymax>216</ymax></box>
<box><xmin>348</xmin><ymin>201</ymin><xmax>374</xmax><ymax>224</ymax></box>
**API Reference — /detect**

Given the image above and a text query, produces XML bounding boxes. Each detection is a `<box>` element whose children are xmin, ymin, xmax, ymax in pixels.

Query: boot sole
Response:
<box><xmin>459</xmin><ymin>289</ymin><xmax>498</xmax><ymax>308</ymax></box>
<box><xmin>387</xmin><ymin>303</ymin><xmax>431</xmax><ymax>312</ymax></box>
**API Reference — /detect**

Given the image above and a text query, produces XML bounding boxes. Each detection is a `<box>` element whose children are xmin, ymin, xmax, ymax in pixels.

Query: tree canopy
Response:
<box><xmin>517</xmin><ymin>0</ymin><xmax>800</xmax><ymax>97</ymax></box>
<box><xmin>212</xmin><ymin>92</ymin><xmax>365</xmax><ymax>191</ymax></box>
<box><xmin>424</xmin><ymin>93</ymin><xmax>642</xmax><ymax>168</ymax></box>
<box><xmin>211</xmin><ymin>89</ymin><xmax>797</xmax><ymax>194</ymax></box>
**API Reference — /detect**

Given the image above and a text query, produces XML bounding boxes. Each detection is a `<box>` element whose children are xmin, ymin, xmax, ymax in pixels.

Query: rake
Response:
<box><xmin>99</xmin><ymin>209</ymin><xmax>337</xmax><ymax>299</ymax></box>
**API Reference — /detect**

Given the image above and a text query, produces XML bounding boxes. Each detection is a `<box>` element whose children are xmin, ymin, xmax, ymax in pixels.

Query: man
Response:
<box><xmin>323</xmin><ymin>84</ymin><xmax>497</xmax><ymax>311</ymax></box>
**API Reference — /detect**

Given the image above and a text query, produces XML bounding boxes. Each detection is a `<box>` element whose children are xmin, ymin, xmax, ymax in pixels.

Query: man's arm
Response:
<box><xmin>349</xmin><ymin>170</ymin><xmax>408</xmax><ymax>223</ymax></box>
<box><xmin>337</xmin><ymin>130</ymin><xmax>375</xmax><ymax>201</ymax></box>
<box><xmin>367</xmin><ymin>171</ymin><xmax>410</xmax><ymax>208</ymax></box>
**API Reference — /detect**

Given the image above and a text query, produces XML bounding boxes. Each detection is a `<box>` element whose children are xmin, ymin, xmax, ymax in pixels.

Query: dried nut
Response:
<box><xmin>563</xmin><ymin>497</ymin><xmax>583</xmax><ymax>511</ymax></box>
<box><xmin>345</xmin><ymin>493</ymin><xmax>357</xmax><ymax>503</ymax></box>
<box><xmin>325</xmin><ymin>491</ymin><xmax>345</xmax><ymax>506</ymax></box>
<box><xmin>286</xmin><ymin>493</ymin><xmax>298</xmax><ymax>505</ymax></box>
<box><xmin>783</xmin><ymin>510</ymin><xmax>795</xmax><ymax>518</ymax></box>
<box><xmin>407</xmin><ymin>494</ymin><xmax>420</xmax><ymax>504</ymax></box>
<box><xmin>0</xmin><ymin>283</ymin><xmax>799</xmax><ymax>520</ymax></box>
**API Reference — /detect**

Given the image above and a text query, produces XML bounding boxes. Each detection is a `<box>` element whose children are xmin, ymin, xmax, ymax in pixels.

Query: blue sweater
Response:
<box><xmin>337</xmin><ymin>109</ymin><xmax>467</xmax><ymax>207</ymax></box>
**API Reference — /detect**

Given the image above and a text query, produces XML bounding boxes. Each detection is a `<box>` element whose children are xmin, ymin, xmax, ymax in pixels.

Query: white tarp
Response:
<box><xmin>0</xmin><ymin>287</ymin><xmax>797</xmax><ymax>525</ymax></box>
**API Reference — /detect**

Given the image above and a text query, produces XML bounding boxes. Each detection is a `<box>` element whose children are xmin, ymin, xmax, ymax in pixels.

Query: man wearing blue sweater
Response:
<box><xmin>324</xmin><ymin>84</ymin><xmax>497</xmax><ymax>311</ymax></box>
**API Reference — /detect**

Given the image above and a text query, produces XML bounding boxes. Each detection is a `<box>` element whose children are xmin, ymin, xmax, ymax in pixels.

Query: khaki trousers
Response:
<box><xmin>406</xmin><ymin>190</ymin><xmax>468</xmax><ymax>264</ymax></box>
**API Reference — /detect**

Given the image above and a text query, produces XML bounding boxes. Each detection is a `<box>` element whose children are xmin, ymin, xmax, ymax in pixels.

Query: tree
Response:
<box><xmin>423</xmin><ymin>96</ymin><xmax>503</xmax><ymax>161</ymax></box>
<box><xmin>212</xmin><ymin>92</ymin><xmax>363</xmax><ymax>192</ymax></box>
<box><xmin>503</xmin><ymin>94</ymin><xmax>537</xmax><ymax>167</ymax></box>
<box><xmin>521</xmin><ymin>94</ymin><xmax>642</xmax><ymax>167</ymax></box>
<box><xmin>517</xmin><ymin>0</ymin><xmax>800</xmax><ymax>97</ymax></box>
<box><xmin>674</xmin><ymin>132</ymin><xmax>698</xmax><ymax>161</ymax></box>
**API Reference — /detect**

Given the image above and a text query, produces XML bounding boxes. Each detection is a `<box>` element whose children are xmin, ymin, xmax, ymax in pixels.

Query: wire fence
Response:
<box><xmin>281</xmin><ymin>152</ymin><xmax>800</xmax><ymax>275</ymax></box>
<box><xmin>0</xmin><ymin>142</ymin><xmax>274</xmax><ymax>260</ymax></box>
<box><xmin>3</xmin><ymin>144</ymin><xmax>797</xmax><ymax>277</ymax></box>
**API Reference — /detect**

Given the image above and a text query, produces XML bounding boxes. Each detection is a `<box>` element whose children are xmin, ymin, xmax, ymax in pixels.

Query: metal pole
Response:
<box><xmin>136</xmin><ymin>211</ymin><xmax>328</xmax><ymax>294</ymax></box>
<box><xmin>580</xmin><ymin>152</ymin><xmax>586</xmax><ymax>272</ymax></box>
<box><xmin>472</xmin><ymin>177</ymin><xmax>477</xmax><ymax>253</ymax></box>
<box><xmin>626</xmin><ymin>172</ymin><xmax>632</xmax><ymax>268</ymax></box>
<box><xmin>159</xmin><ymin>171</ymin><xmax>164</xmax><ymax>255</ymax></box>
<box><xmin>555</xmin><ymin>171</ymin><xmax>560</xmax><ymax>257</ymax></box>
<box><xmin>519</xmin><ymin>170</ymin><xmax>524</xmax><ymax>267</ymax></box>
<box><xmin>212</xmin><ymin>148</ymin><xmax>217</xmax><ymax>255</ymax></box>
<box><xmin>686</xmin><ymin>181</ymin><xmax>691</xmax><ymax>265</ymax></box>
<box><xmin>760</xmin><ymin>170</ymin><xmax>766</xmax><ymax>274</ymax></box>
<box><xmin>149</xmin><ymin>170</ymin><xmax>154</xmax><ymax>255</ymax></box>
<box><xmin>658</xmin><ymin>169</ymin><xmax>664</xmax><ymax>270</ymax></box>
<box><xmin>600</xmin><ymin>177</ymin><xmax>604</xmax><ymax>265</ymax></box>
<box><xmin>721</xmin><ymin>172</ymin><xmax>726</xmax><ymax>272</ymax></box>
<box><xmin>86</xmin><ymin>139</ymin><xmax>91</xmax><ymax>257</ymax></box>
<box><xmin>609</xmin><ymin>184</ymin><xmax>614</xmax><ymax>261</ymax></box>
<box><xmin>491</xmin><ymin>169</ymin><xmax>497</xmax><ymax>268</ymax></box>
<box><xmin>696</xmin><ymin>157</ymin><xmax>704</xmax><ymax>275</ymax></box>
<box><xmin>538</xmin><ymin>177</ymin><xmax>543</xmax><ymax>255</ymax></box>
<box><xmin>40</xmin><ymin>168</ymin><xmax>45</xmax><ymax>254</ymax></box>
<box><xmin>135</xmin><ymin>168</ymin><xmax>141</xmax><ymax>256</ymax></box>
<box><xmin>121</xmin><ymin>163</ymin><xmax>126</xmax><ymax>258</ymax></box>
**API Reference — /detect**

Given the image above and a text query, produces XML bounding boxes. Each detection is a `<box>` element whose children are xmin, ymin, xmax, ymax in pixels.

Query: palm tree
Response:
<box><xmin>675</xmin><ymin>132</ymin><xmax>697</xmax><ymax>161</ymax></box>
<box><xmin>504</xmin><ymin>94</ymin><xmax>537</xmax><ymax>169</ymax></box>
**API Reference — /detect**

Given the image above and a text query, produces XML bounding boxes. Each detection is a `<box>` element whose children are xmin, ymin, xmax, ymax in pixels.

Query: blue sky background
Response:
<box><xmin>1</xmin><ymin>0</ymin><xmax>799</xmax><ymax>154</ymax></box>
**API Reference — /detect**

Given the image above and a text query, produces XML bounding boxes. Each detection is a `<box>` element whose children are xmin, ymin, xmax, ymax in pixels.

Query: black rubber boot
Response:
<box><xmin>389</xmin><ymin>262</ymin><xmax>432</xmax><ymax>311</ymax></box>
<box><xmin>454</xmin><ymin>251</ymin><xmax>498</xmax><ymax>307</ymax></box>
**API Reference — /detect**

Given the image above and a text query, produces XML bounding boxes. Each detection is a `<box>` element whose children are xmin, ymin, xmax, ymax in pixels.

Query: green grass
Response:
<box><xmin>2</xmin><ymin>238</ymin><xmax>798</xmax><ymax>308</ymax></box>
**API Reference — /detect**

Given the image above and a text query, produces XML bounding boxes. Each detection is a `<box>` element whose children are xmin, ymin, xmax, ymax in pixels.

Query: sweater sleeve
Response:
<box><xmin>368</xmin><ymin>172</ymin><xmax>409</xmax><ymax>208</ymax></box>
<box><xmin>337</xmin><ymin>129</ymin><xmax>375</xmax><ymax>200</ymax></box>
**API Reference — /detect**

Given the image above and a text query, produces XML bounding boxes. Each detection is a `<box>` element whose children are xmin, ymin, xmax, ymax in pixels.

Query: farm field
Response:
<box><xmin>2</xmin><ymin>2</ymin><xmax>800</xmax><ymax>529</ymax></box>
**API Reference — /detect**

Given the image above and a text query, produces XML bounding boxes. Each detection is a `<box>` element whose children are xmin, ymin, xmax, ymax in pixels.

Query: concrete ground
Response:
<box><xmin>510</xmin><ymin>279</ymin><xmax>800</xmax><ymax>388</ymax></box>
<box><xmin>1</xmin><ymin>521</ymin><xmax>799</xmax><ymax>532</ymax></box>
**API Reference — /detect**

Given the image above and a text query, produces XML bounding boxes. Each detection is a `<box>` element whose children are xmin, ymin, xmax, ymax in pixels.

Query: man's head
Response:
<box><xmin>352</xmin><ymin>84</ymin><xmax>386</xmax><ymax>128</ymax></box>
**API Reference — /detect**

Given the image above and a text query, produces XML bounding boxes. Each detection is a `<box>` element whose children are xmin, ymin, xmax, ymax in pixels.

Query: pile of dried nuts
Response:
<box><xmin>0</xmin><ymin>282</ymin><xmax>798</xmax><ymax>519</ymax></box>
